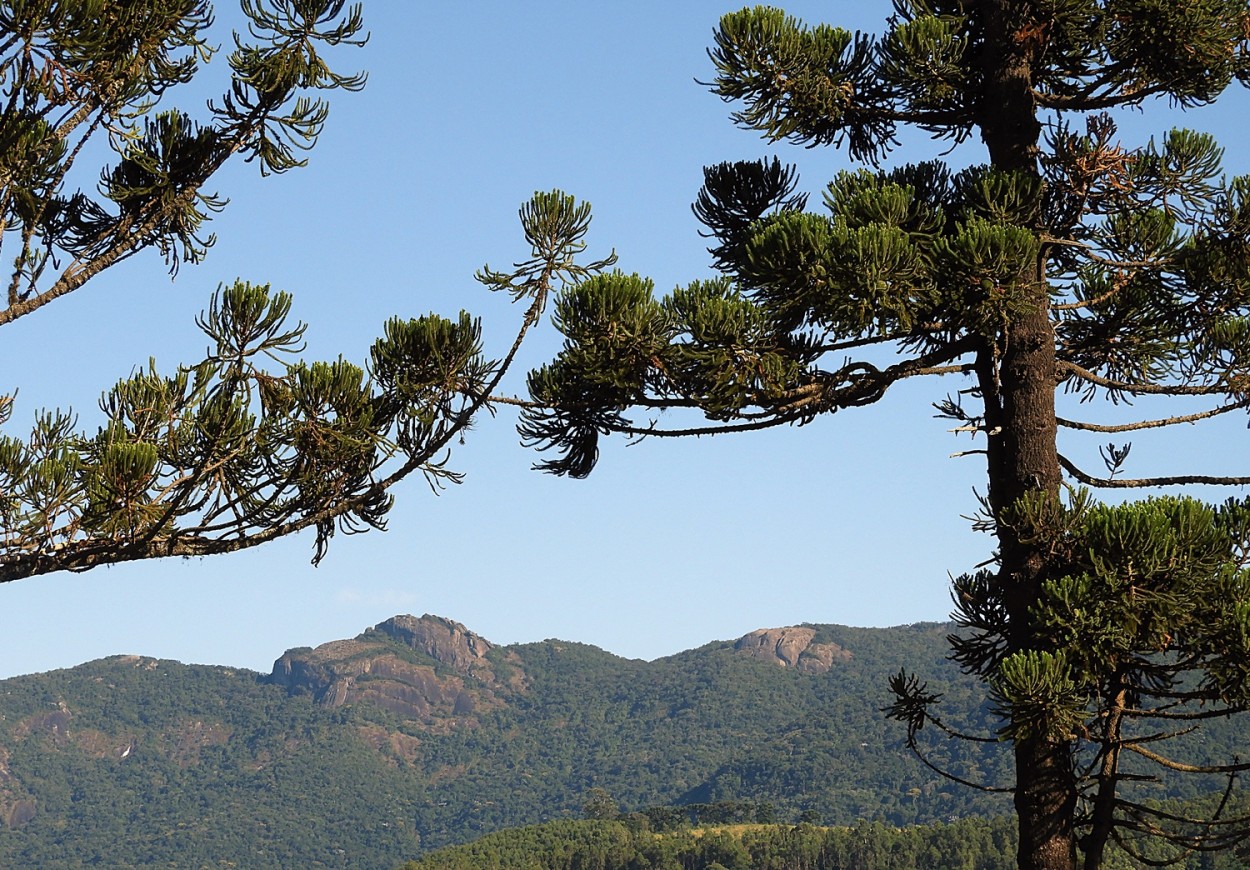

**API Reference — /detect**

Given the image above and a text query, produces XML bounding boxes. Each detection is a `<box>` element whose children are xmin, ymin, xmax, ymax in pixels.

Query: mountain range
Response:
<box><xmin>0</xmin><ymin>614</ymin><xmax>1232</xmax><ymax>868</ymax></box>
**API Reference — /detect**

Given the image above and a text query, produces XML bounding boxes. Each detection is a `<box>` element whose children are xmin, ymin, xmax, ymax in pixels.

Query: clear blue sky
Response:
<box><xmin>1</xmin><ymin>2</ymin><xmax>1247</xmax><ymax>679</ymax></box>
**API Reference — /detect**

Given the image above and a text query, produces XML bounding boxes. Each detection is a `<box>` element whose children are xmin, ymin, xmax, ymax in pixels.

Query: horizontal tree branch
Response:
<box><xmin>1057</xmin><ymin>361</ymin><xmax>1225</xmax><ymax>397</ymax></box>
<box><xmin>1058</xmin><ymin>454</ymin><xmax>1250</xmax><ymax>489</ymax></box>
<box><xmin>903</xmin><ymin>738</ymin><xmax>1014</xmax><ymax>794</ymax></box>
<box><xmin>1057</xmin><ymin>401</ymin><xmax>1248</xmax><ymax>433</ymax></box>
<box><xmin>1121</xmin><ymin>704</ymin><xmax>1247</xmax><ymax>721</ymax></box>
<box><xmin>1124</xmin><ymin>743</ymin><xmax>1250</xmax><ymax>774</ymax></box>
<box><xmin>1034</xmin><ymin>78</ymin><xmax>1169</xmax><ymax>112</ymax></box>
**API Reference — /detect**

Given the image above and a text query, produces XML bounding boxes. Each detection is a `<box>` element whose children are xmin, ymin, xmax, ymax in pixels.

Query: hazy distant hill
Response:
<box><xmin>0</xmin><ymin>614</ymin><xmax>1231</xmax><ymax>868</ymax></box>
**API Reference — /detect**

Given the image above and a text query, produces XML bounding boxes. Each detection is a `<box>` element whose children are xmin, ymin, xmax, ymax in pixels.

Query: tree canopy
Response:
<box><xmin>519</xmin><ymin>3</ymin><xmax>1250</xmax><ymax>868</ymax></box>
<box><xmin>0</xmin><ymin>1</ymin><xmax>615</xmax><ymax>580</ymax></box>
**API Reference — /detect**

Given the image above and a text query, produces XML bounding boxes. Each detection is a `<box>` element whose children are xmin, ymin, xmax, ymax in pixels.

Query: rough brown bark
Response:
<box><xmin>976</xmin><ymin>2</ymin><xmax>1076</xmax><ymax>868</ymax></box>
<box><xmin>1015</xmin><ymin>737</ymin><xmax>1080</xmax><ymax>870</ymax></box>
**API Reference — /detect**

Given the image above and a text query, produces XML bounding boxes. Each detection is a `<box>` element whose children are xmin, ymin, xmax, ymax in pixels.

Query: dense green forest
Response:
<box><xmin>404</xmin><ymin>808</ymin><xmax>1250</xmax><ymax>870</ymax></box>
<box><xmin>402</xmin><ymin>818</ymin><xmax>1019</xmax><ymax>870</ymax></box>
<box><xmin>0</xmin><ymin>616</ymin><xmax>1244</xmax><ymax>867</ymax></box>
<box><xmin>0</xmin><ymin>659</ymin><xmax>423</xmax><ymax>867</ymax></box>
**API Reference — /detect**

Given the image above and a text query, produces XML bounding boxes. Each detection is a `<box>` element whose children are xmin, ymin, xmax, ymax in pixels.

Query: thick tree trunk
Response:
<box><xmin>993</xmin><ymin>296</ymin><xmax>1075</xmax><ymax>869</ymax></box>
<box><xmin>980</xmin><ymin>289</ymin><xmax>1077</xmax><ymax>870</ymax></box>
<box><xmin>976</xmin><ymin>2</ymin><xmax>1077</xmax><ymax>868</ymax></box>
<box><xmin>1016</xmin><ymin>737</ymin><xmax>1079</xmax><ymax>870</ymax></box>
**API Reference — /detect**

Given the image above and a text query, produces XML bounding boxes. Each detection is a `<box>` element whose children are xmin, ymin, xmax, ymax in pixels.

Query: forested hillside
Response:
<box><xmin>0</xmin><ymin>615</ymin><xmax>1239</xmax><ymax>867</ymax></box>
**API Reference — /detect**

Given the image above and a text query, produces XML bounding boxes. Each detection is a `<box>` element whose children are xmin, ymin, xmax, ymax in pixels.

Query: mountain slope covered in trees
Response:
<box><xmin>0</xmin><ymin>615</ymin><xmax>1238</xmax><ymax>867</ymax></box>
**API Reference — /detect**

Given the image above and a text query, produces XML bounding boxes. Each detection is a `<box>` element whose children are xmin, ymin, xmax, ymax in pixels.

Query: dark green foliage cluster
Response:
<box><xmin>925</xmin><ymin>493</ymin><xmax>1250</xmax><ymax>735</ymax></box>
<box><xmin>523</xmin><ymin>124</ymin><xmax>1250</xmax><ymax>477</ymax></box>
<box><xmin>1</xmin><ymin>0</ymin><xmax>366</xmax><ymax>279</ymax></box>
<box><xmin>885</xmin><ymin>493</ymin><xmax>1250</xmax><ymax>860</ymax></box>
<box><xmin>521</xmin><ymin>0</ymin><xmax>1250</xmax><ymax>478</ymax></box>
<box><xmin>707</xmin><ymin>1</ymin><xmax>1250</xmax><ymax>157</ymax></box>
<box><xmin>0</xmin><ymin>280</ymin><xmax>478</xmax><ymax>574</ymax></box>
<box><xmin>1</xmin><ymin>4</ymin><xmax>619</xmax><ymax>583</ymax></box>
<box><xmin>1002</xmin><ymin>495</ymin><xmax>1250</xmax><ymax>740</ymax></box>
<box><xmin>401</xmin><ymin>816</ymin><xmax>1020</xmax><ymax>870</ymax></box>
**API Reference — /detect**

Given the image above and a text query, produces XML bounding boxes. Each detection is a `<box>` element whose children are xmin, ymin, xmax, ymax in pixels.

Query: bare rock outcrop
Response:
<box><xmin>375</xmin><ymin>615</ymin><xmax>493</xmax><ymax>677</ymax></box>
<box><xmin>733</xmin><ymin>626</ymin><xmax>852</xmax><ymax>674</ymax></box>
<box><xmin>267</xmin><ymin>615</ymin><xmax>502</xmax><ymax>728</ymax></box>
<box><xmin>0</xmin><ymin>746</ymin><xmax>34</xmax><ymax>829</ymax></box>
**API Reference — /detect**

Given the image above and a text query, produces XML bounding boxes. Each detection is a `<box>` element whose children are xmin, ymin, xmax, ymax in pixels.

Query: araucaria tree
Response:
<box><xmin>0</xmin><ymin>1</ymin><xmax>614</xmax><ymax>579</ymax></box>
<box><xmin>519</xmin><ymin>3</ymin><xmax>1250</xmax><ymax>868</ymax></box>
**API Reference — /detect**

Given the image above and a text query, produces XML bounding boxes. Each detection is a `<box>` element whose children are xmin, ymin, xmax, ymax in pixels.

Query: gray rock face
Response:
<box><xmin>267</xmin><ymin>615</ymin><xmax>503</xmax><ymax>728</ymax></box>
<box><xmin>375</xmin><ymin>614</ymin><xmax>493</xmax><ymax>676</ymax></box>
<box><xmin>733</xmin><ymin>626</ymin><xmax>852</xmax><ymax>674</ymax></box>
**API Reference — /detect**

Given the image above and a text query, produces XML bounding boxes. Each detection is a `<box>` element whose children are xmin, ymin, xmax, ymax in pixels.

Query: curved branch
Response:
<box><xmin>1059</xmin><ymin>454</ymin><xmax>1250</xmax><ymax>489</ymax></box>
<box><xmin>596</xmin><ymin>337</ymin><xmax>978</xmax><ymax>441</ymax></box>
<box><xmin>1124</xmin><ymin>743</ymin><xmax>1250</xmax><ymax>774</ymax></box>
<box><xmin>1034</xmin><ymin>79</ymin><xmax>1170</xmax><ymax>112</ymax></box>
<box><xmin>0</xmin><ymin>418</ymin><xmax>450</xmax><ymax>583</ymax></box>
<box><xmin>1121</xmin><ymin>725</ymin><xmax>1200</xmax><ymax>747</ymax></box>
<box><xmin>1050</xmin><ymin>282</ymin><xmax>1121</xmax><ymax>313</ymax></box>
<box><xmin>1117</xmin><ymin>797</ymin><xmax>1250</xmax><ymax>832</ymax></box>
<box><xmin>651</xmin><ymin>341</ymin><xmax>965</xmax><ymax>420</ymax></box>
<box><xmin>611</xmin><ymin>413</ymin><xmax>806</xmax><ymax>440</ymax></box>
<box><xmin>487</xmin><ymin>394</ymin><xmax>543</xmax><ymax>410</ymax></box>
<box><xmin>0</xmin><ymin>191</ymin><xmax>596</xmax><ymax>582</ymax></box>
<box><xmin>1121</xmin><ymin>704</ymin><xmax>1247</xmax><ymax>721</ymax></box>
<box><xmin>923</xmin><ymin>712</ymin><xmax>1001</xmax><ymax>744</ymax></box>
<box><xmin>915</xmin><ymin>364</ymin><xmax>973</xmax><ymax>377</ymax></box>
<box><xmin>1057</xmin><ymin>361</ymin><xmax>1226</xmax><ymax>397</ymax></box>
<box><xmin>814</xmin><ymin>321</ymin><xmax>948</xmax><ymax>353</ymax></box>
<box><xmin>902</xmin><ymin>738</ymin><xmax>1014</xmax><ymax>794</ymax></box>
<box><xmin>1057</xmin><ymin>401</ymin><xmax>1248</xmax><ymax>433</ymax></box>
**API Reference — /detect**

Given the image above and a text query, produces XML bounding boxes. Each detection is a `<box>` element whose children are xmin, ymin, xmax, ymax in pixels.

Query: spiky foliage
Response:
<box><xmin>0</xmin><ymin>6</ymin><xmax>618</xmax><ymax>577</ymax></box>
<box><xmin>895</xmin><ymin>493</ymin><xmax>1250</xmax><ymax>866</ymax></box>
<box><xmin>520</xmin><ymin>3</ymin><xmax>1250</xmax><ymax>868</ymax></box>
<box><xmin>0</xmin><ymin>190</ymin><xmax>615</xmax><ymax>580</ymax></box>
<box><xmin>0</xmin><ymin>0</ymin><xmax>366</xmax><ymax>309</ymax></box>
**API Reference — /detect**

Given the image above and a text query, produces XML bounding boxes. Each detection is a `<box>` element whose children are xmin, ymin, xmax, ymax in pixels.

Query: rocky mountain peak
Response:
<box><xmin>374</xmin><ymin>614</ymin><xmax>492</xmax><ymax>675</ymax></box>
<box><xmin>266</xmin><ymin>615</ymin><xmax>502</xmax><ymax>728</ymax></box>
<box><xmin>733</xmin><ymin>626</ymin><xmax>852</xmax><ymax>674</ymax></box>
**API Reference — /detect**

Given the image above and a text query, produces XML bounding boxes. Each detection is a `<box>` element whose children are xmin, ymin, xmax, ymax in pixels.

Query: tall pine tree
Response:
<box><xmin>519</xmin><ymin>3</ymin><xmax>1250</xmax><ymax>867</ymax></box>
